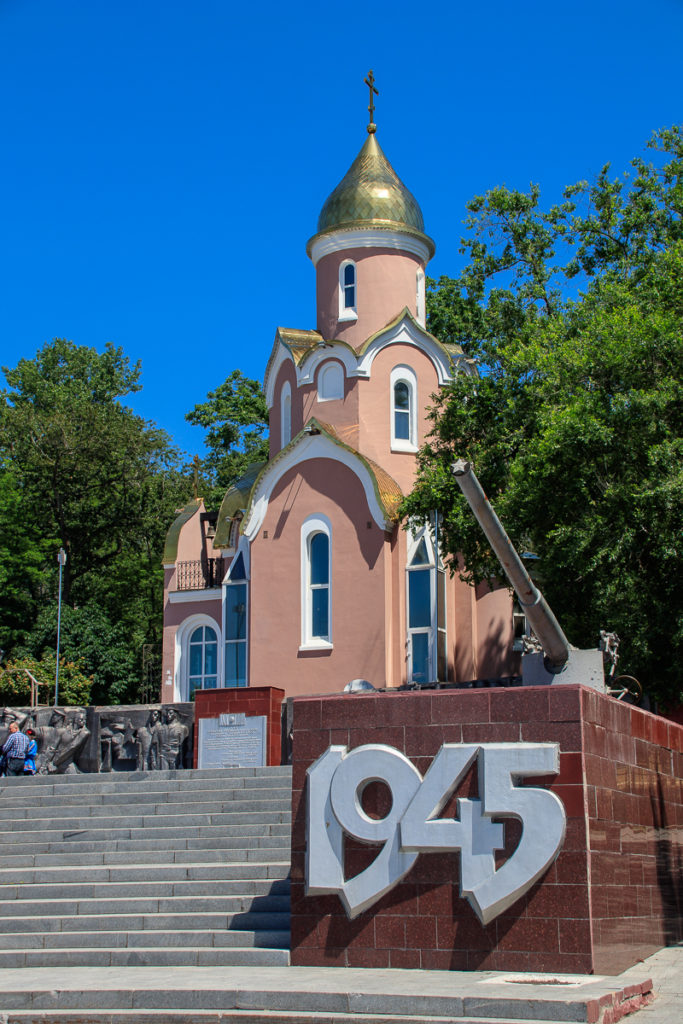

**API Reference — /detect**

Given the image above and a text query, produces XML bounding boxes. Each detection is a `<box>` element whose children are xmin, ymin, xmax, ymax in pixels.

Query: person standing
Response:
<box><xmin>23</xmin><ymin>729</ymin><xmax>38</xmax><ymax>775</ymax></box>
<box><xmin>2</xmin><ymin>722</ymin><xmax>30</xmax><ymax>776</ymax></box>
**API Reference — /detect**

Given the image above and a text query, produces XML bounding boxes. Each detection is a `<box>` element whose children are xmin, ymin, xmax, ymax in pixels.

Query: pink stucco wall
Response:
<box><xmin>160</xmin><ymin>500</ymin><xmax>223</xmax><ymax>703</ymax></box>
<box><xmin>316</xmin><ymin>247</ymin><xmax>423</xmax><ymax>346</ymax></box>
<box><xmin>357</xmin><ymin>342</ymin><xmax>440</xmax><ymax>495</ymax></box>
<box><xmin>249</xmin><ymin>458</ymin><xmax>389</xmax><ymax>697</ymax></box>
<box><xmin>269</xmin><ymin>361</ymin><xmax>299</xmax><ymax>458</ymax></box>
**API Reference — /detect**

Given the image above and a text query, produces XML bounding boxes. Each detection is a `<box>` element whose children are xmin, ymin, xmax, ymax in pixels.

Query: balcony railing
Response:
<box><xmin>176</xmin><ymin>558</ymin><xmax>225</xmax><ymax>592</ymax></box>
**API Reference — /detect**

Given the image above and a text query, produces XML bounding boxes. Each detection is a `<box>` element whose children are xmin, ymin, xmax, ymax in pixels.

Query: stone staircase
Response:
<box><xmin>0</xmin><ymin>766</ymin><xmax>292</xmax><ymax>968</ymax></box>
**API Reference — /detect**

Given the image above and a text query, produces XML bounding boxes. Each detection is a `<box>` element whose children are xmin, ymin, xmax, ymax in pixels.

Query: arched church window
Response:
<box><xmin>318</xmin><ymin>361</ymin><xmax>344</xmax><ymax>402</ymax></box>
<box><xmin>390</xmin><ymin>365</ymin><xmax>418</xmax><ymax>451</ymax></box>
<box><xmin>406</xmin><ymin>523</ymin><xmax>446</xmax><ymax>685</ymax></box>
<box><xmin>224</xmin><ymin>552</ymin><xmax>248</xmax><ymax>687</ymax></box>
<box><xmin>281</xmin><ymin>381</ymin><xmax>292</xmax><ymax>447</ymax></box>
<box><xmin>338</xmin><ymin>260</ymin><xmax>358</xmax><ymax>321</ymax></box>
<box><xmin>300</xmin><ymin>515</ymin><xmax>332</xmax><ymax>648</ymax></box>
<box><xmin>188</xmin><ymin>624</ymin><xmax>218</xmax><ymax>698</ymax></box>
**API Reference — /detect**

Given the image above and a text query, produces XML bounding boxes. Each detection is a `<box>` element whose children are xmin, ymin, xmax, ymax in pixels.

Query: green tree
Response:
<box><xmin>0</xmin><ymin>653</ymin><xmax>93</xmax><ymax>707</ymax></box>
<box><xmin>186</xmin><ymin>370</ymin><xmax>269</xmax><ymax>507</ymax></box>
<box><xmin>403</xmin><ymin>127</ymin><xmax>683</xmax><ymax>709</ymax></box>
<box><xmin>1</xmin><ymin>339</ymin><xmax>188</xmax><ymax>701</ymax></box>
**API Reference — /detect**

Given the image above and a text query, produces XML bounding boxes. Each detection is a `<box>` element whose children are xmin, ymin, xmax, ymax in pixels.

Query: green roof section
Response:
<box><xmin>214</xmin><ymin>461</ymin><xmax>267</xmax><ymax>548</ymax></box>
<box><xmin>162</xmin><ymin>499</ymin><xmax>202</xmax><ymax>564</ymax></box>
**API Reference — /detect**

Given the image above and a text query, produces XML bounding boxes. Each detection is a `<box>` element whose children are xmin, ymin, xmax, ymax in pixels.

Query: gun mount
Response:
<box><xmin>451</xmin><ymin>459</ymin><xmax>605</xmax><ymax>690</ymax></box>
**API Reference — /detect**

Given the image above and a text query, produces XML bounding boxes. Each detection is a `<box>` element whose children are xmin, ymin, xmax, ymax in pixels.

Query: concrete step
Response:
<box><xmin>0</xmin><ymin>773</ymin><xmax>292</xmax><ymax>800</ymax></box>
<box><xmin>0</xmin><ymin>946</ymin><xmax>291</xmax><ymax>968</ymax></box>
<box><xmin>0</xmin><ymin>807</ymin><xmax>292</xmax><ymax>833</ymax></box>
<box><xmin>0</xmin><ymin>819</ymin><xmax>291</xmax><ymax>847</ymax></box>
<box><xmin>0</xmin><ymin>961</ymin><xmax>659</xmax><ymax>1020</ymax></box>
<box><xmin>0</xmin><ymin>892</ymin><xmax>291</xmax><ymax>919</ymax></box>
<box><xmin>0</xmin><ymin>765</ymin><xmax>294</xmax><ymax>982</ymax></box>
<box><xmin>0</xmin><ymin>877</ymin><xmax>290</xmax><ymax>902</ymax></box>
<box><xmin>0</xmin><ymin>862</ymin><xmax>289</xmax><ymax>885</ymax></box>
<box><xmin>0</xmin><ymin>787</ymin><xmax>292</xmax><ymax>814</ymax></box>
<box><xmin>0</xmin><ymin>796</ymin><xmax>291</xmax><ymax>821</ymax></box>
<box><xmin>0</xmin><ymin>827</ymin><xmax>290</xmax><ymax>857</ymax></box>
<box><xmin>0</xmin><ymin>1014</ymin><xmax>566</xmax><ymax>1024</ymax></box>
<box><xmin>0</xmin><ymin>928</ymin><xmax>290</xmax><ymax>950</ymax></box>
<box><xmin>0</xmin><ymin>765</ymin><xmax>290</xmax><ymax>794</ymax></box>
<box><xmin>0</xmin><ymin>910</ymin><xmax>291</xmax><ymax>934</ymax></box>
<box><xmin>0</xmin><ymin>844</ymin><xmax>291</xmax><ymax>869</ymax></box>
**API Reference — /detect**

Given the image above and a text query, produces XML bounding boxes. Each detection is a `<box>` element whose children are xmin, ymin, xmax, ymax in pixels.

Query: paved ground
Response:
<box><xmin>0</xmin><ymin>944</ymin><xmax>678</xmax><ymax>1020</ymax></box>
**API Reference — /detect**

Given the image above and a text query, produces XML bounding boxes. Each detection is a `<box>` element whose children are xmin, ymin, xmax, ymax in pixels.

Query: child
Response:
<box><xmin>23</xmin><ymin>729</ymin><xmax>38</xmax><ymax>775</ymax></box>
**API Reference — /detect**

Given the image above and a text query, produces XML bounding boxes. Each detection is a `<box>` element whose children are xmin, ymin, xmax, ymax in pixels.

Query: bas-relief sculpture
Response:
<box><xmin>2</xmin><ymin>703</ymin><xmax>194</xmax><ymax>775</ymax></box>
<box><xmin>307</xmin><ymin>741</ymin><xmax>567</xmax><ymax>923</ymax></box>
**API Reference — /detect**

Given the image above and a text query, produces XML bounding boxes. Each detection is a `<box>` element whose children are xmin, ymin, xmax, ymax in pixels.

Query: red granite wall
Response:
<box><xmin>582</xmin><ymin>688</ymin><xmax>683</xmax><ymax>973</ymax></box>
<box><xmin>193</xmin><ymin>686</ymin><xmax>284</xmax><ymax>767</ymax></box>
<box><xmin>290</xmin><ymin>685</ymin><xmax>683</xmax><ymax>974</ymax></box>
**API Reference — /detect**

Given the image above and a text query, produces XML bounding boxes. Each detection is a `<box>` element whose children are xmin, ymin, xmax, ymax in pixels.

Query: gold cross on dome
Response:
<box><xmin>364</xmin><ymin>69</ymin><xmax>378</xmax><ymax>133</ymax></box>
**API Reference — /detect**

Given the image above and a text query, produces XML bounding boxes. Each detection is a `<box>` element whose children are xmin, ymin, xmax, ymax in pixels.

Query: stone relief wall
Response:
<box><xmin>0</xmin><ymin>704</ymin><xmax>194</xmax><ymax>775</ymax></box>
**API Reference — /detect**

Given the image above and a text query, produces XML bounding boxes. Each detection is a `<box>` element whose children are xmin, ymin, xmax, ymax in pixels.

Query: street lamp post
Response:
<box><xmin>55</xmin><ymin>547</ymin><xmax>67</xmax><ymax>706</ymax></box>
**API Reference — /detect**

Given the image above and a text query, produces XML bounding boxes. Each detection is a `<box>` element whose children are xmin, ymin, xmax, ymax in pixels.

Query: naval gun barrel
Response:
<box><xmin>451</xmin><ymin>459</ymin><xmax>570</xmax><ymax>671</ymax></box>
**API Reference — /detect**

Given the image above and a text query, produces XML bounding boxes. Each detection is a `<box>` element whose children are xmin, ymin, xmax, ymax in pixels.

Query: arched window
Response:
<box><xmin>391</xmin><ymin>365</ymin><xmax>418</xmax><ymax>451</ymax></box>
<box><xmin>318</xmin><ymin>361</ymin><xmax>344</xmax><ymax>402</ymax></box>
<box><xmin>406</xmin><ymin>523</ymin><xmax>446</xmax><ymax>684</ymax></box>
<box><xmin>338</xmin><ymin>260</ymin><xmax>357</xmax><ymax>322</ymax></box>
<box><xmin>224</xmin><ymin>552</ymin><xmax>248</xmax><ymax>686</ymax></box>
<box><xmin>301</xmin><ymin>515</ymin><xmax>332</xmax><ymax>648</ymax></box>
<box><xmin>281</xmin><ymin>381</ymin><xmax>292</xmax><ymax>447</ymax></box>
<box><xmin>188</xmin><ymin>624</ymin><xmax>219</xmax><ymax>697</ymax></box>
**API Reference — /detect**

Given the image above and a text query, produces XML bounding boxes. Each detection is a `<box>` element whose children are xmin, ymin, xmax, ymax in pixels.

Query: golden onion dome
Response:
<box><xmin>308</xmin><ymin>132</ymin><xmax>435</xmax><ymax>259</ymax></box>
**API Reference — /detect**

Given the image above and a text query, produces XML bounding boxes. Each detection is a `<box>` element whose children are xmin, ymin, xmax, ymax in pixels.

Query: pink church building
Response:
<box><xmin>160</xmin><ymin>123</ymin><xmax>514</xmax><ymax>703</ymax></box>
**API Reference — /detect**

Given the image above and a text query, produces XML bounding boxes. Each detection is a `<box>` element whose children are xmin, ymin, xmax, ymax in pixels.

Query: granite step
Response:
<box><xmin>0</xmin><ymin>928</ymin><xmax>290</xmax><ymax>950</ymax></box>
<box><xmin>0</xmin><ymin>766</ymin><xmax>292</xmax><ymax>969</ymax></box>
<box><xmin>0</xmin><ymin>765</ymin><xmax>292</xmax><ymax>788</ymax></box>
<box><xmin>0</xmin><ymin>878</ymin><xmax>291</xmax><ymax>902</ymax></box>
<box><xmin>0</xmin><ymin>819</ymin><xmax>291</xmax><ymax>847</ymax></box>
<box><xmin>0</xmin><ymin>946</ymin><xmax>292</xmax><ymax>968</ymax></box>
<box><xmin>0</xmin><ymin>796</ymin><xmax>291</xmax><ymax>820</ymax></box>
<box><xmin>0</xmin><ymin>845</ymin><xmax>291</xmax><ymax>869</ymax></box>
<box><xmin>0</xmin><ymin>960</ymin><xmax>659</xmax><ymax>1020</ymax></box>
<box><xmin>0</xmin><ymin>807</ymin><xmax>292</xmax><ymax>832</ymax></box>
<box><xmin>0</xmin><ymin>1015</ymin><xmax>569</xmax><ymax>1024</ymax></box>
<box><xmin>0</xmin><ymin>826</ymin><xmax>290</xmax><ymax>855</ymax></box>
<box><xmin>0</xmin><ymin>911</ymin><xmax>291</xmax><ymax>934</ymax></box>
<box><xmin>0</xmin><ymin>861</ymin><xmax>289</xmax><ymax>885</ymax></box>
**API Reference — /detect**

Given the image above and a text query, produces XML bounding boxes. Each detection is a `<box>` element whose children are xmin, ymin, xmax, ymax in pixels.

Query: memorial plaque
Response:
<box><xmin>198</xmin><ymin>712</ymin><xmax>267</xmax><ymax>769</ymax></box>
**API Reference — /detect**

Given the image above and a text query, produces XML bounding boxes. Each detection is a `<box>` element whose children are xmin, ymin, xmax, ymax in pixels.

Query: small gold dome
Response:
<box><xmin>310</xmin><ymin>133</ymin><xmax>435</xmax><ymax>257</ymax></box>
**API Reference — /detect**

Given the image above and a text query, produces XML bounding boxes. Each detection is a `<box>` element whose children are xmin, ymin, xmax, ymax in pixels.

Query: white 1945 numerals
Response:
<box><xmin>306</xmin><ymin>742</ymin><xmax>566</xmax><ymax>923</ymax></box>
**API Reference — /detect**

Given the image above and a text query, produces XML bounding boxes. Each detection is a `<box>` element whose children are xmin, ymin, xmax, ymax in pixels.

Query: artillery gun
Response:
<box><xmin>452</xmin><ymin>459</ymin><xmax>608</xmax><ymax>691</ymax></box>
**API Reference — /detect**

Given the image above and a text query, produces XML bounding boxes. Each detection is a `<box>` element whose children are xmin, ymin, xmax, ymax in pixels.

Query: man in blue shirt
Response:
<box><xmin>2</xmin><ymin>721</ymin><xmax>30</xmax><ymax>776</ymax></box>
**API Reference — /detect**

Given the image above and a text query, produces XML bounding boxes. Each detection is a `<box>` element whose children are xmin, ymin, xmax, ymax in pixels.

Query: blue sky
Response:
<box><xmin>2</xmin><ymin>0</ymin><xmax>682</xmax><ymax>459</ymax></box>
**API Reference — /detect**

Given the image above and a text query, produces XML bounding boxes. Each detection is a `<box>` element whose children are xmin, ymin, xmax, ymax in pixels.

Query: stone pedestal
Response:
<box><xmin>290</xmin><ymin>684</ymin><xmax>683</xmax><ymax>974</ymax></box>
<box><xmin>192</xmin><ymin>687</ymin><xmax>285</xmax><ymax>768</ymax></box>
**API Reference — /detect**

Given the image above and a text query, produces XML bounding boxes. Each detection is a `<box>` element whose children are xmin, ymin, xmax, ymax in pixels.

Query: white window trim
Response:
<box><xmin>174</xmin><ymin>613</ymin><xmax>222</xmax><ymax>703</ymax></box>
<box><xmin>280</xmin><ymin>380</ymin><xmax>292</xmax><ymax>448</ymax></box>
<box><xmin>391</xmin><ymin>364</ymin><xmax>418</xmax><ymax>453</ymax></box>
<box><xmin>300</xmin><ymin>514</ymin><xmax>333</xmax><ymax>650</ymax></box>
<box><xmin>406</xmin><ymin>526</ymin><xmax>436</xmax><ymax>685</ymax></box>
<box><xmin>416</xmin><ymin>268</ymin><xmax>426</xmax><ymax>327</ymax></box>
<box><xmin>317</xmin><ymin>360</ymin><xmax>345</xmax><ymax>402</ymax></box>
<box><xmin>338</xmin><ymin>259</ymin><xmax>358</xmax><ymax>322</ymax></box>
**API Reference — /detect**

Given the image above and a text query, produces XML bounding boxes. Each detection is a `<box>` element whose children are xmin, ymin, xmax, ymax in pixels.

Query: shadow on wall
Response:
<box><xmin>651</xmin><ymin>774</ymin><xmax>683</xmax><ymax>944</ymax></box>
